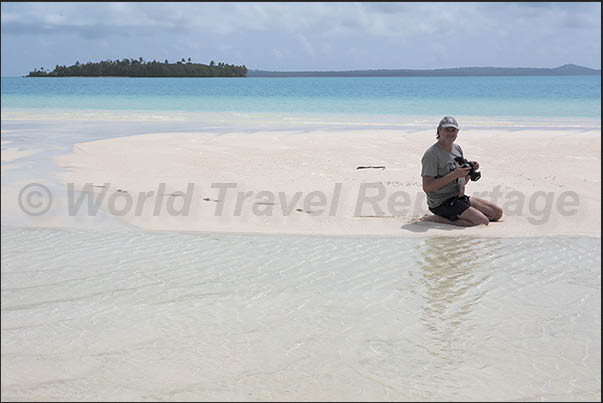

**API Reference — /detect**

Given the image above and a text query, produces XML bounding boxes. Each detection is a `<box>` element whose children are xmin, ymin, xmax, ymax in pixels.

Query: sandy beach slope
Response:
<box><xmin>54</xmin><ymin>127</ymin><xmax>601</xmax><ymax>237</ymax></box>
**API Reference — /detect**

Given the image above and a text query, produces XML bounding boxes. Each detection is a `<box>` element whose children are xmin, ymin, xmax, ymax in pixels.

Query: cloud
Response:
<box><xmin>2</xmin><ymin>2</ymin><xmax>600</xmax><ymax>39</ymax></box>
<box><xmin>296</xmin><ymin>34</ymin><xmax>315</xmax><ymax>58</ymax></box>
<box><xmin>1</xmin><ymin>3</ymin><xmax>189</xmax><ymax>38</ymax></box>
<box><xmin>1</xmin><ymin>21</ymin><xmax>185</xmax><ymax>40</ymax></box>
<box><xmin>1</xmin><ymin>2</ymin><xmax>600</xmax><ymax>75</ymax></box>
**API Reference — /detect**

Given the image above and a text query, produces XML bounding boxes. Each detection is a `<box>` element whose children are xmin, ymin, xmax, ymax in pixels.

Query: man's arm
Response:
<box><xmin>422</xmin><ymin>166</ymin><xmax>470</xmax><ymax>193</ymax></box>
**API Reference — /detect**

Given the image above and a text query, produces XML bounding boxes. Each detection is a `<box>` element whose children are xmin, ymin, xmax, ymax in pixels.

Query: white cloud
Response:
<box><xmin>1</xmin><ymin>2</ymin><xmax>600</xmax><ymax>75</ymax></box>
<box><xmin>2</xmin><ymin>2</ymin><xmax>600</xmax><ymax>39</ymax></box>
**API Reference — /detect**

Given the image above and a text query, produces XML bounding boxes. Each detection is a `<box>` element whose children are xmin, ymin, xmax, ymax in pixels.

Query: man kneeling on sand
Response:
<box><xmin>421</xmin><ymin>116</ymin><xmax>503</xmax><ymax>227</ymax></box>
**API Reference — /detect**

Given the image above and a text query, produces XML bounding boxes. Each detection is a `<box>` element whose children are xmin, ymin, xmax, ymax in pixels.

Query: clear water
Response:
<box><xmin>1</xmin><ymin>226</ymin><xmax>601</xmax><ymax>401</ymax></box>
<box><xmin>1</xmin><ymin>75</ymin><xmax>600</xmax><ymax>118</ymax></box>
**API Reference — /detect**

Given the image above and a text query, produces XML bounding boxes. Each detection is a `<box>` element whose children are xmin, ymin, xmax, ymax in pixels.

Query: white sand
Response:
<box><xmin>54</xmin><ymin>127</ymin><xmax>601</xmax><ymax>237</ymax></box>
<box><xmin>1</xmin><ymin>147</ymin><xmax>40</xmax><ymax>162</ymax></box>
<box><xmin>0</xmin><ymin>162</ymin><xmax>26</xmax><ymax>176</ymax></box>
<box><xmin>1</xmin><ymin>140</ymin><xmax>41</xmax><ymax>176</ymax></box>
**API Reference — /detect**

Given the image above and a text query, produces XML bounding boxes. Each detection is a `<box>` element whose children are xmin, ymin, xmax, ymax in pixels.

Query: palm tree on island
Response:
<box><xmin>26</xmin><ymin>57</ymin><xmax>248</xmax><ymax>77</ymax></box>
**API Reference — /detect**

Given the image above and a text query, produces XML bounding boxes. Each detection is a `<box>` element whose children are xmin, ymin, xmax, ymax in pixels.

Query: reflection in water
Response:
<box><xmin>1</xmin><ymin>226</ymin><xmax>600</xmax><ymax>401</ymax></box>
<box><xmin>413</xmin><ymin>237</ymin><xmax>502</xmax><ymax>368</ymax></box>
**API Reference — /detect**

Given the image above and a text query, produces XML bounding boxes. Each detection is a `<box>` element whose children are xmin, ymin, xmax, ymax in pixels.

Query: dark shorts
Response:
<box><xmin>429</xmin><ymin>195</ymin><xmax>471</xmax><ymax>221</ymax></box>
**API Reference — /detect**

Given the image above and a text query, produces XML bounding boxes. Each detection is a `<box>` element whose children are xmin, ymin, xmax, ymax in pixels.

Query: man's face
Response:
<box><xmin>439</xmin><ymin>126</ymin><xmax>458</xmax><ymax>143</ymax></box>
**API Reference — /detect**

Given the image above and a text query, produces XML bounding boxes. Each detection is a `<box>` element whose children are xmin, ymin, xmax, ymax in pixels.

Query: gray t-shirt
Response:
<box><xmin>421</xmin><ymin>142</ymin><xmax>465</xmax><ymax>208</ymax></box>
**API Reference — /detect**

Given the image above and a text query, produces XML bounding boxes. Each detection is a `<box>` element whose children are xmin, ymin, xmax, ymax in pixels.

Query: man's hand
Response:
<box><xmin>422</xmin><ymin>167</ymin><xmax>470</xmax><ymax>193</ymax></box>
<box><xmin>470</xmin><ymin>161</ymin><xmax>480</xmax><ymax>170</ymax></box>
<box><xmin>452</xmin><ymin>166</ymin><xmax>471</xmax><ymax>179</ymax></box>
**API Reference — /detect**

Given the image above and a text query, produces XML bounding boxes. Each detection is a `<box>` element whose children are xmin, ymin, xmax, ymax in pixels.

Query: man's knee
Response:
<box><xmin>491</xmin><ymin>205</ymin><xmax>503</xmax><ymax>221</ymax></box>
<box><xmin>461</xmin><ymin>207</ymin><xmax>489</xmax><ymax>226</ymax></box>
<box><xmin>474</xmin><ymin>209</ymin><xmax>489</xmax><ymax>226</ymax></box>
<box><xmin>478</xmin><ymin>214</ymin><xmax>490</xmax><ymax>226</ymax></box>
<box><xmin>472</xmin><ymin>197</ymin><xmax>503</xmax><ymax>221</ymax></box>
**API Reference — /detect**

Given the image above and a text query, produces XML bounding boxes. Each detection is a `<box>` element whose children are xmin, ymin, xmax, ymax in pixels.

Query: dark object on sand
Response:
<box><xmin>356</xmin><ymin>166</ymin><xmax>385</xmax><ymax>170</ymax></box>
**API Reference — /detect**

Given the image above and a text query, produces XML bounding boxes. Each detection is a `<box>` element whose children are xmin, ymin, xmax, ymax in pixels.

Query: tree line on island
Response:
<box><xmin>27</xmin><ymin>58</ymin><xmax>247</xmax><ymax>77</ymax></box>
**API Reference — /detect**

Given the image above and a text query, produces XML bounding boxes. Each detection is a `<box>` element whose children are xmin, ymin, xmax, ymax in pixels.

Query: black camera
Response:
<box><xmin>454</xmin><ymin>156</ymin><xmax>481</xmax><ymax>181</ymax></box>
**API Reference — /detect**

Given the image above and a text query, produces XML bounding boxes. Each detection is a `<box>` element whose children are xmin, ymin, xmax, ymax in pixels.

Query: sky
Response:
<box><xmin>1</xmin><ymin>2</ymin><xmax>601</xmax><ymax>76</ymax></box>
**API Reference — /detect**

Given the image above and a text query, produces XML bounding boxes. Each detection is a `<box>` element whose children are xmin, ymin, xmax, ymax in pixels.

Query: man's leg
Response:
<box><xmin>424</xmin><ymin>208</ymin><xmax>487</xmax><ymax>227</ymax></box>
<box><xmin>458</xmin><ymin>206</ymin><xmax>490</xmax><ymax>226</ymax></box>
<box><xmin>469</xmin><ymin>196</ymin><xmax>503</xmax><ymax>221</ymax></box>
<box><xmin>424</xmin><ymin>214</ymin><xmax>477</xmax><ymax>227</ymax></box>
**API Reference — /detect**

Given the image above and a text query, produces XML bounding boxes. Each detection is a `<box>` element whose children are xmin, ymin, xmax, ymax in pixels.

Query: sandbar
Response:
<box><xmin>54</xmin><ymin>127</ymin><xmax>601</xmax><ymax>237</ymax></box>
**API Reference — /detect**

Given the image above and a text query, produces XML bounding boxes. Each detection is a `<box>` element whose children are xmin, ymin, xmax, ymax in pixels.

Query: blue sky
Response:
<box><xmin>1</xmin><ymin>2</ymin><xmax>601</xmax><ymax>76</ymax></box>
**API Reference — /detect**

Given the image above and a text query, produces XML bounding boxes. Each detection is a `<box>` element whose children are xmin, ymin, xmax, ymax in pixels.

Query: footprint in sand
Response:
<box><xmin>296</xmin><ymin>208</ymin><xmax>320</xmax><ymax>215</ymax></box>
<box><xmin>160</xmin><ymin>193</ymin><xmax>187</xmax><ymax>197</ymax></box>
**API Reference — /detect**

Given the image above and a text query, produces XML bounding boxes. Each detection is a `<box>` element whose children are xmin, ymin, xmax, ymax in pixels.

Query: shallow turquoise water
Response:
<box><xmin>1</xmin><ymin>75</ymin><xmax>600</xmax><ymax>118</ymax></box>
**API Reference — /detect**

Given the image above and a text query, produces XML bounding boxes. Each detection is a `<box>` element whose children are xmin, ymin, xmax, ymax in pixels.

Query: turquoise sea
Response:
<box><xmin>1</xmin><ymin>75</ymin><xmax>601</xmax><ymax>118</ymax></box>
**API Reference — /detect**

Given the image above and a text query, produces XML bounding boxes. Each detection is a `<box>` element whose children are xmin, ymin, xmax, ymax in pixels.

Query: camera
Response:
<box><xmin>454</xmin><ymin>156</ymin><xmax>481</xmax><ymax>181</ymax></box>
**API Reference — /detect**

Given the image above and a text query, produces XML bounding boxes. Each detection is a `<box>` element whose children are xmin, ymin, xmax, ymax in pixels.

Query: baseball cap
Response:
<box><xmin>439</xmin><ymin>116</ymin><xmax>459</xmax><ymax>129</ymax></box>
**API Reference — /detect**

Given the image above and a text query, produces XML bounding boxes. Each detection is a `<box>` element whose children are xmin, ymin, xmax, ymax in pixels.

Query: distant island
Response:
<box><xmin>26</xmin><ymin>61</ymin><xmax>600</xmax><ymax>78</ymax></box>
<box><xmin>248</xmin><ymin>64</ymin><xmax>600</xmax><ymax>77</ymax></box>
<box><xmin>26</xmin><ymin>58</ymin><xmax>247</xmax><ymax>77</ymax></box>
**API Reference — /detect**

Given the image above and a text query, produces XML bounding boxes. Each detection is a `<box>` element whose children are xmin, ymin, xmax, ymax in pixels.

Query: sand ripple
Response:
<box><xmin>1</xmin><ymin>227</ymin><xmax>600</xmax><ymax>401</ymax></box>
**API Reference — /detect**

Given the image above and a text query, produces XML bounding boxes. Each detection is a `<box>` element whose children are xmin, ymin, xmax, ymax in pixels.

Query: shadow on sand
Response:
<box><xmin>401</xmin><ymin>214</ymin><xmax>503</xmax><ymax>233</ymax></box>
<box><xmin>400</xmin><ymin>214</ymin><xmax>466</xmax><ymax>233</ymax></box>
